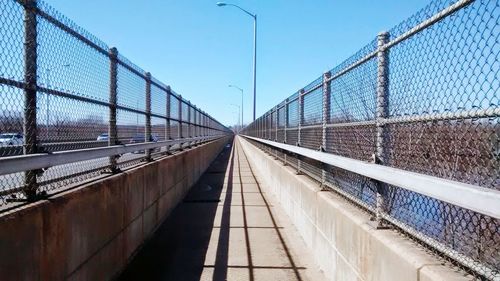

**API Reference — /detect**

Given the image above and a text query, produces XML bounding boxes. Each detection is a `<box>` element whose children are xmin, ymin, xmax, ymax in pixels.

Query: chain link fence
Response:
<box><xmin>242</xmin><ymin>0</ymin><xmax>499</xmax><ymax>279</ymax></box>
<box><xmin>0</xmin><ymin>0</ymin><xmax>230</xmax><ymax>209</ymax></box>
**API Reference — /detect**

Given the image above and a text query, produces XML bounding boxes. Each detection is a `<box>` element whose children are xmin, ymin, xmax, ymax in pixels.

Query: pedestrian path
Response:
<box><xmin>118</xmin><ymin>138</ymin><xmax>326</xmax><ymax>281</ymax></box>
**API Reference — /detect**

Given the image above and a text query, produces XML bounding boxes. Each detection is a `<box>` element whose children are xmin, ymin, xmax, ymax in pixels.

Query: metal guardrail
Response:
<box><xmin>242</xmin><ymin>0</ymin><xmax>499</xmax><ymax>279</ymax></box>
<box><xmin>0</xmin><ymin>0</ymin><xmax>232</xmax><ymax>204</ymax></box>
<box><xmin>0</xmin><ymin>136</ymin><xmax>220</xmax><ymax>177</ymax></box>
<box><xmin>242</xmin><ymin>136</ymin><xmax>500</xmax><ymax>278</ymax></box>
<box><xmin>243</xmin><ymin>135</ymin><xmax>500</xmax><ymax>220</ymax></box>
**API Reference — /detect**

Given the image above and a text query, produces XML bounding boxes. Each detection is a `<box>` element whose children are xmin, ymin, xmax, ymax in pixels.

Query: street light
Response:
<box><xmin>217</xmin><ymin>2</ymin><xmax>257</xmax><ymax>121</ymax></box>
<box><xmin>230</xmin><ymin>103</ymin><xmax>241</xmax><ymax>133</ymax></box>
<box><xmin>228</xmin><ymin>84</ymin><xmax>243</xmax><ymax>127</ymax></box>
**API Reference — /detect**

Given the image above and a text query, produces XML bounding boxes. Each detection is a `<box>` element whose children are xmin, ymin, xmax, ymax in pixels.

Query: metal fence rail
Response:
<box><xmin>0</xmin><ymin>0</ymin><xmax>231</xmax><ymax>206</ymax></box>
<box><xmin>242</xmin><ymin>0</ymin><xmax>499</xmax><ymax>279</ymax></box>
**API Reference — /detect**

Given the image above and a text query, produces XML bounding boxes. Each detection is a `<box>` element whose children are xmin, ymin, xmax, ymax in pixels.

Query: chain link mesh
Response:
<box><xmin>243</xmin><ymin>0</ymin><xmax>499</xmax><ymax>279</ymax></box>
<box><xmin>0</xmin><ymin>0</ymin><xmax>229</xmax><ymax>209</ymax></box>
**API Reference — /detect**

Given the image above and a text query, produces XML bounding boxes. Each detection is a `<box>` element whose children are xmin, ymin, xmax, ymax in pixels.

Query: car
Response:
<box><xmin>0</xmin><ymin>133</ymin><xmax>24</xmax><ymax>147</ymax></box>
<box><xmin>129</xmin><ymin>134</ymin><xmax>160</xmax><ymax>153</ymax></box>
<box><xmin>96</xmin><ymin>133</ymin><xmax>109</xmax><ymax>141</ymax></box>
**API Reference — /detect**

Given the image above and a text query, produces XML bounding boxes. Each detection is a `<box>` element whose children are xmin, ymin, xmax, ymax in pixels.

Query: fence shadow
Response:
<box><xmin>117</xmin><ymin>140</ymin><xmax>234</xmax><ymax>281</ymax></box>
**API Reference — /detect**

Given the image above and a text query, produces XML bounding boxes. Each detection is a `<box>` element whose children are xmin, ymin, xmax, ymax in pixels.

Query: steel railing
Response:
<box><xmin>0</xmin><ymin>0</ymin><xmax>231</xmax><ymax>205</ymax></box>
<box><xmin>241</xmin><ymin>0</ymin><xmax>499</xmax><ymax>279</ymax></box>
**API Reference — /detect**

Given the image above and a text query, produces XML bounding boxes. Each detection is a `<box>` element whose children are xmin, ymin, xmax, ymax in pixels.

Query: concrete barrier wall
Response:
<box><xmin>0</xmin><ymin>137</ymin><xmax>230</xmax><ymax>281</ymax></box>
<box><xmin>238</xmin><ymin>137</ymin><xmax>468</xmax><ymax>281</ymax></box>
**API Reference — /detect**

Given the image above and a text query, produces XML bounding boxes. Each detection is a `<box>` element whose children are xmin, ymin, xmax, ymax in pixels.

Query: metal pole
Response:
<box><xmin>264</xmin><ymin>112</ymin><xmax>267</xmax><ymax>139</ymax></box>
<box><xmin>108</xmin><ymin>47</ymin><xmax>119</xmax><ymax>173</ymax></box>
<box><xmin>201</xmin><ymin>112</ymin><xmax>205</xmax><ymax>138</ymax></box>
<box><xmin>274</xmin><ymin>106</ymin><xmax>278</xmax><ymax>159</ymax></box>
<box><xmin>321</xmin><ymin>71</ymin><xmax>331</xmax><ymax>188</ymax></box>
<box><xmin>145</xmin><ymin>72</ymin><xmax>152</xmax><ymax>161</ymax></box>
<box><xmin>193</xmin><ymin>106</ymin><xmax>198</xmax><ymax>144</ymax></box>
<box><xmin>252</xmin><ymin>15</ymin><xmax>257</xmax><ymax>121</ymax></box>
<box><xmin>166</xmin><ymin>86</ymin><xmax>171</xmax><ymax>154</ymax></box>
<box><xmin>241</xmin><ymin>89</ymin><xmax>244</xmax><ymax>127</ymax></box>
<box><xmin>297</xmin><ymin>89</ymin><xmax>304</xmax><ymax>175</ymax></box>
<box><xmin>275</xmin><ymin>106</ymin><xmax>278</xmax><ymax>142</ymax></box>
<box><xmin>23</xmin><ymin>0</ymin><xmax>38</xmax><ymax>200</ymax></box>
<box><xmin>284</xmin><ymin>98</ymin><xmax>289</xmax><ymax>165</ymax></box>
<box><xmin>187</xmin><ymin>101</ymin><xmax>192</xmax><ymax>147</ymax></box>
<box><xmin>375</xmin><ymin>31</ymin><xmax>390</xmax><ymax>227</ymax></box>
<box><xmin>178</xmin><ymin>96</ymin><xmax>183</xmax><ymax>150</ymax></box>
<box><xmin>45</xmin><ymin>68</ymin><xmax>50</xmax><ymax>140</ymax></box>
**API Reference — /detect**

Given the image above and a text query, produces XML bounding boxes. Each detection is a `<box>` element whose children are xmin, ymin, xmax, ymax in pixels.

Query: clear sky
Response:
<box><xmin>45</xmin><ymin>0</ymin><xmax>430</xmax><ymax>126</ymax></box>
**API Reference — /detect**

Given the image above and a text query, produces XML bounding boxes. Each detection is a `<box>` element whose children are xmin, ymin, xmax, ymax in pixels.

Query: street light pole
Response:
<box><xmin>252</xmin><ymin>16</ymin><xmax>257</xmax><ymax>121</ymax></box>
<box><xmin>216</xmin><ymin>2</ymin><xmax>257</xmax><ymax>121</ymax></box>
<box><xmin>228</xmin><ymin>84</ymin><xmax>243</xmax><ymax>127</ymax></box>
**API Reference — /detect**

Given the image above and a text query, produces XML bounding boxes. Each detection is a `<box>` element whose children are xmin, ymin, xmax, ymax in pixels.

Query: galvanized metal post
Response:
<box><xmin>274</xmin><ymin>106</ymin><xmax>278</xmax><ymax>159</ymax></box>
<box><xmin>375</xmin><ymin>31</ymin><xmax>390</xmax><ymax>227</ymax></box>
<box><xmin>297</xmin><ymin>89</ymin><xmax>305</xmax><ymax>174</ymax></box>
<box><xmin>259</xmin><ymin>118</ymin><xmax>262</xmax><ymax>138</ymax></box>
<box><xmin>178</xmin><ymin>96</ymin><xmax>183</xmax><ymax>149</ymax></box>
<box><xmin>23</xmin><ymin>0</ymin><xmax>38</xmax><ymax>200</ymax></box>
<box><xmin>166</xmin><ymin>86</ymin><xmax>171</xmax><ymax>154</ymax></box>
<box><xmin>275</xmin><ymin>106</ymin><xmax>278</xmax><ymax>141</ymax></box>
<box><xmin>284</xmin><ymin>98</ymin><xmax>289</xmax><ymax>165</ymax></box>
<box><xmin>264</xmin><ymin>112</ymin><xmax>267</xmax><ymax>139</ymax></box>
<box><xmin>202</xmin><ymin>112</ymin><xmax>205</xmax><ymax>138</ymax></box>
<box><xmin>193</xmin><ymin>106</ymin><xmax>198</xmax><ymax>144</ymax></box>
<box><xmin>267</xmin><ymin>113</ymin><xmax>271</xmax><ymax>154</ymax></box>
<box><xmin>321</xmin><ymin>71</ymin><xmax>331</xmax><ymax>188</ymax></box>
<box><xmin>187</xmin><ymin>101</ymin><xmax>192</xmax><ymax>147</ymax></box>
<box><xmin>260</xmin><ymin>115</ymin><xmax>266</xmax><ymax>139</ymax></box>
<box><xmin>145</xmin><ymin>72</ymin><xmax>152</xmax><ymax>161</ymax></box>
<box><xmin>258</xmin><ymin>116</ymin><xmax>261</xmax><ymax>137</ymax></box>
<box><xmin>197</xmin><ymin>108</ymin><xmax>200</xmax><ymax>137</ymax></box>
<box><xmin>108</xmin><ymin>47</ymin><xmax>119</xmax><ymax>173</ymax></box>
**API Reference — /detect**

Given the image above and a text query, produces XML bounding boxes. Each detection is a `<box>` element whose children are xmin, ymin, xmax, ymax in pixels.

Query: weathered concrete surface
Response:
<box><xmin>0</xmin><ymin>137</ymin><xmax>230</xmax><ymax>281</ymax></box>
<box><xmin>238</xmin><ymin>136</ymin><xmax>471</xmax><ymax>281</ymax></box>
<box><xmin>118</xmin><ymin>138</ymin><xmax>326</xmax><ymax>281</ymax></box>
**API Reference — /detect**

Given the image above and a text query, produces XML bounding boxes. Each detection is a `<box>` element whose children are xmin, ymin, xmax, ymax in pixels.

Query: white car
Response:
<box><xmin>97</xmin><ymin>133</ymin><xmax>109</xmax><ymax>141</ymax></box>
<box><xmin>0</xmin><ymin>133</ymin><xmax>24</xmax><ymax>147</ymax></box>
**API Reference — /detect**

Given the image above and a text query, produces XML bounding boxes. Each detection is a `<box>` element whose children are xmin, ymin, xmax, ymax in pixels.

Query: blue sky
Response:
<box><xmin>45</xmin><ymin>0</ymin><xmax>430</xmax><ymax>126</ymax></box>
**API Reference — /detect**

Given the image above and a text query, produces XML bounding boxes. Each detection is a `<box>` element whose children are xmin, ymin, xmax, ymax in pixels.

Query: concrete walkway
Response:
<box><xmin>118</xmin><ymin>138</ymin><xmax>325</xmax><ymax>281</ymax></box>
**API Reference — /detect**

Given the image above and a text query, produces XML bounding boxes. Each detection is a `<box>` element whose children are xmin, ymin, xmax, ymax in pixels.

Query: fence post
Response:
<box><xmin>264</xmin><ymin>112</ymin><xmax>267</xmax><ymax>139</ymax></box>
<box><xmin>274</xmin><ymin>105</ymin><xmax>278</xmax><ymax>159</ymax></box>
<box><xmin>259</xmin><ymin>118</ymin><xmax>262</xmax><ymax>138</ymax></box>
<box><xmin>262</xmin><ymin>114</ymin><xmax>264</xmax><ymax>139</ymax></box>
<box><xmin>145</xmin><ymin>72</ymin><xmax>152</xmax><ymax>161</ymax></box>
<box><xmin>178</xmin><ymin>96</ymin><xmax>183</xmax><ymax>149</ymax></box>
<box><xmin>166</xmin><ymin>86</ymin><xmax>171</xmax><ymax>154</ymax></box>
<box><xmin>284</xmin><ymin>98</ymin><xmax>289</xmax><ymax>166</ymax></box>
<box><xmin>321</xmin><ymin>71</ymin><xmax>331</xmax><ymax>189</ymax></box>
<box><xmin>108</xmin><ymin>47</ymin><xmax>119</xmax><ymax>174</ymax></box>
<box><xmin>297</xmin><ymin>89</ymin><xmax>304</xmax><ymax>174</ymax></box>
<box><xmin>193</xmin><ymin>106</ymin><xmax>198</xmax><ymax>144</ymax></box>
<box><xmin>375</xmin><ymin>31</ymin><xmax>389</xmax><ymax>227</ymax></box>
<box><xmin>23</xmin><ymin>0</ymin><xmax>38</xmax><ymax>200</ymax></box>
<box><xmin>201</xmin><ymin>112</ymin><xmax>205</xmax><ymax>139</ymax></box>
<box><xmin>187</xmin><ymin>101</ymin><xmax>192</xmax><ymax>147</ymax></box>
<box><xmin>275</xmin><ymin>106</ymin><xmax>278</xmax><ymax>141</ymax></box>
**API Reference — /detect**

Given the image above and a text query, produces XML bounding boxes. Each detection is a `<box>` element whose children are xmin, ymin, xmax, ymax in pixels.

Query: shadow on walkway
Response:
<box><xmin>118</xmin><ymin>137</ymin><xmax>322</xmax><ymax>281</ymax></box>
<box><xmin>118</xmin><ymin>141</ymin><xmax>234</xmax><ymax>281</ymax></box>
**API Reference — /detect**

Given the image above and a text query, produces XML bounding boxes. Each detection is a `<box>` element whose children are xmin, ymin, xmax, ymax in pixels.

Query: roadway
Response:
<box><xmin>0</xmin><ymin>143</ymin><xmax>185</xmax><ymax>202</ymax></box>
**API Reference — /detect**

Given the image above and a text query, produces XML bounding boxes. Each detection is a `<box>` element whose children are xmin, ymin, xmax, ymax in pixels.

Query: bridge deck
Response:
<box><xmin>118</xmin><ymin>138</ymin><xmax>325</xmax><ymax>281</ymax></box>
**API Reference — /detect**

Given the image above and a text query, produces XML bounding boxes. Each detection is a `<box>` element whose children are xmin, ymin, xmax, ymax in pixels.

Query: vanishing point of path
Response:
<box><xmin>118</xmin><ymin>137</ymin><xmax>326</xmax><ymax>281</ymax></box>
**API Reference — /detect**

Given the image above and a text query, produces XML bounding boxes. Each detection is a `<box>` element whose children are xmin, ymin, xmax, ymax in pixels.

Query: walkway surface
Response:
<box><xmin>118</xmin><ymin>138</ymin><xmax>326</xmax><ymax>281</ymax></box>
